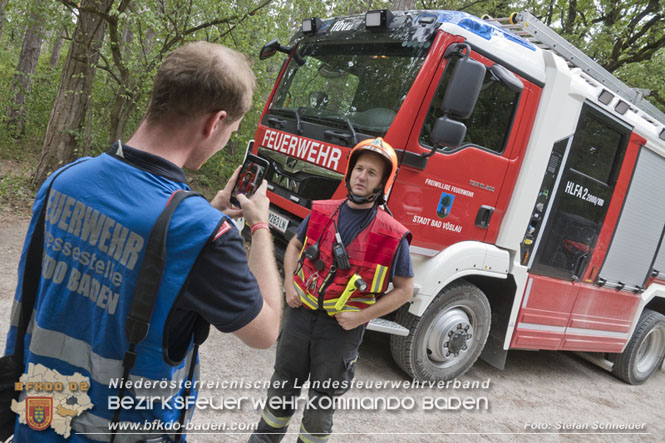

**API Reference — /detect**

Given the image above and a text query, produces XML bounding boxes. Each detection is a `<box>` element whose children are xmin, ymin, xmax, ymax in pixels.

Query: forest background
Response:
<box><xmin>0</xmin><ymin>0</ymin><xmax>663</xmax><ymax>212</ymax></box>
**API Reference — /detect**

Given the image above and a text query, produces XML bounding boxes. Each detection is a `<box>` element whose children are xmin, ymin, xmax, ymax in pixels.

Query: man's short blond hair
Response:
<box><xmin>146</xmin><ymin>41</ymin><xmax>256</xmax><ymax>124</ymax></box>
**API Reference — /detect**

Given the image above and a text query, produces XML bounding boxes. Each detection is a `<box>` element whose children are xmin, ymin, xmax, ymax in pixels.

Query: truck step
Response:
<box><xmin>367</xmin><ymin>318</ymin><xmax>409</xmax><ymax>336</ymax></box>
<box><xmin>572</xmin><ymin>352</ymin><xmax>614</xmax><ymax>372</ymax></box>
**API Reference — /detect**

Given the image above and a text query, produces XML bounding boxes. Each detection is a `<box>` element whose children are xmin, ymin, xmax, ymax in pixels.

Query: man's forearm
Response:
<box><xmin>334</xmin><ymin>279</ymin><xmax>414</xmax><ymax>331</ymax></box>
<box><xmin>283</xmin><ymin>239</ymin><xmax>302</xmax><ymax>281</ymax></box>
<box><xmin>232</xmin><ymin>229</ymin><xmax>282</xmax><ymax>348</ymax></box>
<box><xmin>356</xmin><ymin>287</ymin><xmax>412</xmax><ymax>323</ymax></box>
<box><xmin>248</xmin><ymin>230</ymin><xmax>282</xmax><ymax>312</ymax></box>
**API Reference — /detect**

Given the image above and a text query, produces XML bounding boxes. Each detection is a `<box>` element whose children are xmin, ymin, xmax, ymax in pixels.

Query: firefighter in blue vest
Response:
<box><xmin>5</xmin><ymin>41</ymin><xmax>282</xmax><ymax>441</ymax></box>
<box><xmin>251</xmin><ymin>138</ymin><xmax>414</xmax><ymax>442</ymax></box>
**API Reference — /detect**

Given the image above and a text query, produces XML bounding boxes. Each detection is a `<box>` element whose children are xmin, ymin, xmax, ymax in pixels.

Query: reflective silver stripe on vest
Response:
<box><xmin>29</xmin><ymin>323</ymin><xmax>196</xmax><ymax>398</ymax></box>
<box><xmin>10</xmin><ymin>299</ymin><xmax>20</xmax><ymax>327</ymax></box>
<box><xmin>71</xmin><ymin>411</ymin><xmax>176</xmax><ymax>442</ymax></box>
<box><xmin>129</xmin><ymin>352</ymin><xmax>198</xmax><ymax>399</ymax></box>
<box><xmin>9</xmin><ymin>300</ymin><xmax>37</xmax><ymax>337</ymax></box>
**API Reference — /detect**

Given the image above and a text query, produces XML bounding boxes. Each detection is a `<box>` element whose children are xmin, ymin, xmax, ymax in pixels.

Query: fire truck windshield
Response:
<box><xmin>269</xmin><ymin>40</ymin><xmax>427</xmax><ymax>137</ymax></box>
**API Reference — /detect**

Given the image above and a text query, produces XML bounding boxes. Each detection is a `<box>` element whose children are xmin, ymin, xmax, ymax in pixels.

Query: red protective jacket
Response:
<box><xmin>293</xmin><ymin>199</ymin><xmax>411</xmax><ymax>315</ymax></box>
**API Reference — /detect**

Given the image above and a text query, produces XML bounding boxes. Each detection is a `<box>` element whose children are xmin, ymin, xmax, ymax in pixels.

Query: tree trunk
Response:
<box><xmin>49</xmin><ymin>29</ymin><xmax>65</xmax><ymax>67</ymax></box>
<box><xmin>563</xmin><ymin>0</ymin><xmax>577</xmax><ymax>35</ymax></box>
<box><xmin>107</xmin><ymin>14</ymin><xmax>135</xmax><ymax>144</ymax></box>
<box><xmin>0</xmin><ymin>0</ymin><xmax>9</xmax><ymax>39</ymax></box>
<box><xmin>32</xmin><ymin>0</ymin><xmax>113</xmax><ymax>187</ymax></box>
<box><xmin>7</xmin><ymin>11</ymin><xmax>44</xmax><ymax>137</ymax></box>
<box><xmin>108</xmin><ymin>84</ymin><xmax>137</xmax><ymax>144</ymax></box>
<box><xmin>391</xmin><ymin>0</ymin><xmax>417</xmax><ymax>10</ymax></box>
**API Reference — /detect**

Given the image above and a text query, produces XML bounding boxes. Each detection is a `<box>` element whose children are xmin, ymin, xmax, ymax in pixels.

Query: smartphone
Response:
<box><xmin>230</xmin><ymin>154</ymin><xmax>270</xmax><ymax>206</ymax></box>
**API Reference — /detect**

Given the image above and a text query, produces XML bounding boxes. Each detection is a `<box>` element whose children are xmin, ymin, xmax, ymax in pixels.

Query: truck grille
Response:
<box><xmin>258</xmin><ymin>147</ymin><xmax>343</xmax><ymax>208</ymax></box>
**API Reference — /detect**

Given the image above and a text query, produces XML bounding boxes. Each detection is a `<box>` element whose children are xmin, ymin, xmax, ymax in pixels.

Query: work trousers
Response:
<box><xmin>249</xmin><ymin>306</ymin><xmax>365</xmax><ymax>443</ymax></box>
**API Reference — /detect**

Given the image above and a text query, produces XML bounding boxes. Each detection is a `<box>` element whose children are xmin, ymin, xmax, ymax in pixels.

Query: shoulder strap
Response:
<box><xmin>111</xmin><ymin>190</ymin><xmax>203</xmax><ymax>441</ymax></box>
<box><xmin>14</xmin><ymin>161</ymin><xmax>85</xmax><ymax>365</ymax></box>
<box><xmin>119</xmin><ymin>190</ymin><xmax>203</xmax><ymax>370</ymax></box>
<box><xmin>124</xmin><ymin>190</ymin><xmax>202</xmax><ymax>345</ymax></box>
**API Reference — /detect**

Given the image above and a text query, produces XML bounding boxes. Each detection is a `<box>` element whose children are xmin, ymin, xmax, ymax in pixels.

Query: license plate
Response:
<box><xmin>268</xmin><ymin>211</ymin><xmax>289</xmax><ymax>233</ymax></box>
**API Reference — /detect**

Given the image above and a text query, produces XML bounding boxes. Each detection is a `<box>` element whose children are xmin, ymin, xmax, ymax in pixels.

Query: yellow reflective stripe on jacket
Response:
<box><xmin>294</xmin><ymin>281</ymin><xmax>318</xmax><ymax>310</ymax></box>
<box><xmin>320</xmin><ymin>301</ymin><xmax>361</xmax><ymax>315</ymax></box>
<box><xmin>261</xmin><ymin>407</ymin><xmax>291</xmax><ymax>429</ymax></box>
<box><xmin>322</xmin><ymin>297</ymin><xmax>374</xmax><ymax>307</ymax></box>
<box><xmin>322</xmin><ymin>293</ymin><xmax>375</xmax><ymax>312</ymax></box>
<box><xmin>348</xmin><ymin>295</ymin><xmax>376</xmax><ymax>305</ymax></box>
<box><xmin>299</xmin><ymin>236</ymin><xmax>308</xmax><ymax>258</ymax></box>
<box><xmin>370</xmin><ymin>265</ymin><xmax>388</xmax><ymax>293</ymax></box>
<box><xmin>337</xmin><ymin>305</ymin><xmax>360</xmax><ymax>313</ymax></box>
<box><xmin>299</xmin><ymin>423</ymin><xmax>330</xmax><ymax>443</ymax></box>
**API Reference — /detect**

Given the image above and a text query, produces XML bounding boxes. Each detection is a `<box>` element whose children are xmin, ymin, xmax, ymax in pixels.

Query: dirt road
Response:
<box><xmin>1</xmin><ymin>212</ymin><xmax>663</xmax><ymax>442</ymax></box>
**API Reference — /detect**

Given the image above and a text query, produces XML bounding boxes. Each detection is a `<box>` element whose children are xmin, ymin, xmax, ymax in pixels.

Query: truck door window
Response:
<box><xmin>420</xmin><ymin>57</ymin><xmax>520</xmax><ymax>154</ymax></box>
<box><xmin>567</xmin><ymin>115</ymin><xmax>624</xmax><ymax>185</ymax></box>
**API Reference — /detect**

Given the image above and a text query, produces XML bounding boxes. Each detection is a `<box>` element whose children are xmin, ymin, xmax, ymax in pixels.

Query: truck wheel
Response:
<box><xmin>390</xmin><ymin>280</ymin><xmax>490</xmax><ymax>381</ymax></box>
<box><xmin>611</xmin><ymin>309</ymin><xmax>665</xmax><ymax>385</ymax></box>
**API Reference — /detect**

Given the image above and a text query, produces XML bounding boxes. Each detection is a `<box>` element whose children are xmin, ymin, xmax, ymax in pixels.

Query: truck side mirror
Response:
<box><xmin>441</xmin><ymin>55</ymin><xmax>486</xmax><ymax>119</ymax></box>
<box><xmin>259</xmin><ymin>40</ymin><xmax>280</xmax><ymax>59</ymax></box>
<box><xmin>431</xmin><ymin>116</ymin><xmax>466</xmax><ymax>149</ymax></box>
<box><xmin>404</xmin><ymin>117</ymin><xmax>466</xmax><ymax>170</ymax></box>
<box><xmin>260</xmin><ymin>39</ymin><xmax>294</xmax><ymax>60</ymax></box>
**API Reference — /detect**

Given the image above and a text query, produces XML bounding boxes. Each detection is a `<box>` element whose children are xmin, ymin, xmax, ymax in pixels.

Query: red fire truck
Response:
<box><xmin>251</xmin><ymin>10</ymin><xmax>665</xmax><ymax>384</ymax></box>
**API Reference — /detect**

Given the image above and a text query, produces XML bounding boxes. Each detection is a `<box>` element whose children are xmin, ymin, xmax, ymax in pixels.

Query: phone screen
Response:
<box><xmin>230</xmin><ymin>154</ymin><xmax>269</xmax><ymax>206</ymax></box>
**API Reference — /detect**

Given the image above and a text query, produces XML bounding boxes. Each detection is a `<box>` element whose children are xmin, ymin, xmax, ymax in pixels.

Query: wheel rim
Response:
<box><xmin>422</xmin><ymin>304</ymin><xmax>475</xmax><ymax>369</ymax></box>
<box><xmin>635</xmin><ymin>325</ymin><xmax>665</xmax><ymax>374</ymax></box>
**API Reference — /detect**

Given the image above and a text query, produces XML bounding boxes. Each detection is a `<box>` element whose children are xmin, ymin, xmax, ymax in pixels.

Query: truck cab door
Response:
<box><xmin>389</xmin><ymin>46</ymin><xmax>541</xmax><ymax>254</ymax></box>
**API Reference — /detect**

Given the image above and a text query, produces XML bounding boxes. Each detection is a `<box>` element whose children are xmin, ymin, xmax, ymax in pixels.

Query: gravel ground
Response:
<box><xmin>0</xmin><ymin>212</ymin><xmax>663</xmax><ymax>442</ymax></box>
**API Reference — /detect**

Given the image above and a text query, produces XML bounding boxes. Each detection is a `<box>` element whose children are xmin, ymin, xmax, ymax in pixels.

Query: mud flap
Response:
<box><xmin>480</xmin><ymin>299</ymin><xmax>509</xmax><ymax>370</ymax></box>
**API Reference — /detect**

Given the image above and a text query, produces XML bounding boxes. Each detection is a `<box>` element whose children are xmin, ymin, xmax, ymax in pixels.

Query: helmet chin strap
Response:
<box><xmin>346</xmin><ymin>184</ymin><xmax>384</xmax><ymax>205</ymax></box>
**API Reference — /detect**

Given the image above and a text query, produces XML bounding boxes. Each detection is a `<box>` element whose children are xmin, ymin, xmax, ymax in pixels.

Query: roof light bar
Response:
<box><xmin>302</xmin><ymin>17</ymin><xmax>322</xmax><ymax>34</ymax></box>
<box><xmin>365</xmin><ymin>9</ymin><xmax>393</xmax><ymax>29</ymax></box>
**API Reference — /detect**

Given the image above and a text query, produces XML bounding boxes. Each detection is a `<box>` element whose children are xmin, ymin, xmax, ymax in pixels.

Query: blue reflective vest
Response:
<box><xmin>6</xmin><ymin>152</ymin><xmax>228</xmax><ymax>441</ymax></box>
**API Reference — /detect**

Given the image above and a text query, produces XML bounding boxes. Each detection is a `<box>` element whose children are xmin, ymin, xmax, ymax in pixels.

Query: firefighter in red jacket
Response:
<box><xmin>250</xmin><ymin>138</ymin><xmax>414</xmax><ymax>442</ymax></box>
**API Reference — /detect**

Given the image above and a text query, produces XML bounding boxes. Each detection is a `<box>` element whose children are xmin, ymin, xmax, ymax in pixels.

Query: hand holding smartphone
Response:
<box><xmin>230</xmin><ymin>154</ymin><xmax>270</xmax><ymax>207</ymax></box>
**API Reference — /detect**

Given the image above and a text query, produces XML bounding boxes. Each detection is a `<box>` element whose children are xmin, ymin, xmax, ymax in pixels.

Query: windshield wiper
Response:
<box><xmin>268</xmin><ymin>108</ymin><xmax>303</xmax><ymax>134</ymax></box>
<box><xmin>318</xmin><ymin>116</ymin><xmax>359</xmax><ymax>146</ymax></box>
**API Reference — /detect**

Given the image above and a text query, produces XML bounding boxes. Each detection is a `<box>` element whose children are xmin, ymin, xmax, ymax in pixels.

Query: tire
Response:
<box><xmin>390</xmin><ymin>280</ymin><xmax>491</xmax><ymax>381</ymax></box>
<box><xmin>611</xmin><ymin>309</ymin><xmax>665</xmax><ymax>385</ymax></box>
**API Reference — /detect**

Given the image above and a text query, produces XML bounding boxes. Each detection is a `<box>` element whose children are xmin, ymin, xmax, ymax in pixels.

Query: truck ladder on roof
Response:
<box><xmin>485</xmin><ymin>11</ymin><xmax>665</xmax><ymax>128</ymax></box>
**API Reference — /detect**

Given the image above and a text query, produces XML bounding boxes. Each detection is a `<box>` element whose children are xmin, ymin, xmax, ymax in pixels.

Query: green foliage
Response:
<box><xmin>193</xmin><ymin>139</ymin><xmax>246</xmax><ymax>199</ymax></box>
<box><xmin>22</xmin><ymin>57</ymin><xmax>60</xmax><ymax>141</ymax></box>
<box><xmin>0</xmin><ymin>173</ymin><xmax>31</xmax><ymax>202</ymax></box>
<box><xmin>0</xmin><ymin>46</ymin><xmax>17</xmax><ymax>132</ymax></box>
<box><xmin>0</xmin><ymin>159</ymin><xmax>35</xmax><ymax>214</ymax></box>
<box><xmin>0</xmin><ymin>0</ymin><xmax>664</xmax><ymax>197</ymax></box>
<box><xmin>513</xmin><ymin>0</ymin><xmax>665</xmax><ymax>110</ymax></box>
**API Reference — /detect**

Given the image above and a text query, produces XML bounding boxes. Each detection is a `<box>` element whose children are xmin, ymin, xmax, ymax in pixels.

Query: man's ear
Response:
<box><xmin>203</xmin><ymin>110</ymin><xmax>228</xmax><ymax>138</ymax></box>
